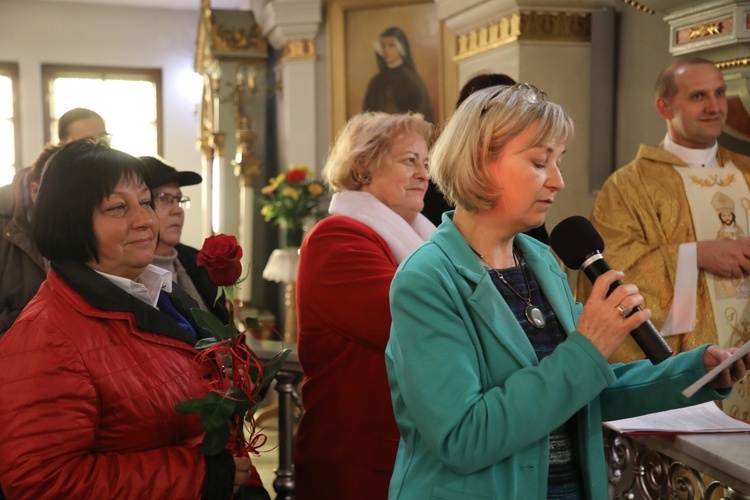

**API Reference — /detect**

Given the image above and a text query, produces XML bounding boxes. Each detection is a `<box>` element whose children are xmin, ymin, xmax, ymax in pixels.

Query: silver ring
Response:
<box><xmin>616</xmin><ymin>304</ymin><xmax>634</xmax><ymax>318</ymax></box>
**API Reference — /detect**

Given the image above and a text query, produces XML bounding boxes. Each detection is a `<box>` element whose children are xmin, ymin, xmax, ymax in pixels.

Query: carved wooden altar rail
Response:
<box><xmin>247</xmin><ymin>338</ymin><xmax>302</xmax><ymax>500</ymax></box>
<box><xmin>606</xmin><ymin>429</ymin><xmax>750</xmax><ymax>499</ymax></box>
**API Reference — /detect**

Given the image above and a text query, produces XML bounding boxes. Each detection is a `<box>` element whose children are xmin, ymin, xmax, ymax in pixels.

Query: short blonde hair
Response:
<box><xmin>324</xmin><ymin>112</ymin><xmax>434</xmax><ymax>192</ymax></box>
<box><xmin>430</xmin><ymin>85</ymin><xmax>574</xmax><ymax>212</ymax></box>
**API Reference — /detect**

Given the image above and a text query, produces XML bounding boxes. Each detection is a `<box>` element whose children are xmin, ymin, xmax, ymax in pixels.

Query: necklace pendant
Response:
<box><xmin>525</xmin><ymin>305</ymin><xmax>546</xmax><ymax>329</ymax></box>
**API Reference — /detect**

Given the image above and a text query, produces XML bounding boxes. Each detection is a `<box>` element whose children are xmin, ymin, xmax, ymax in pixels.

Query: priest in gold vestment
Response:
<box><xmin>576</xmin><ymin>58</ymin><xmax>750</xmax><ymax>421</ymax></box>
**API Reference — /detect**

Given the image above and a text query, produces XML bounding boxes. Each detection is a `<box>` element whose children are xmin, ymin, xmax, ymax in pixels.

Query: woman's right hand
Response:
<box><xmin>575</xmin><ymin>269</ymin><xmax>652</xmax><ymax>360</ymax></box>
<box><xmin>233</xmin><ymin>456</ymin><xmax>252</xmax><ymax>493</ymax></box>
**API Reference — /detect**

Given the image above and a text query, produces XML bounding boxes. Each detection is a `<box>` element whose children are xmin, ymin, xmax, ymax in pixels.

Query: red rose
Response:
<box><xmin>285</xmin><ymin>170</ymin><xmax>306</xmax><ymax>184</ymax></box>
<box><xmin>196</xmin><ymin>234</ymin><xmax>244</xmax><ymax>286</ymax></box>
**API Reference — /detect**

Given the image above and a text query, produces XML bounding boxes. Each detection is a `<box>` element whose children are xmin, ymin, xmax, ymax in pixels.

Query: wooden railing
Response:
<box><xmin>247</xmin><ymin>338</ymin><xmax>302</xmax><ymax>500</ymax></box>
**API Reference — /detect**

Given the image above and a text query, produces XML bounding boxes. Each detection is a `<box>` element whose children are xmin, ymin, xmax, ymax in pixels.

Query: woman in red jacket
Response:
<box><xmin>0</xmin><ymin>139</ymin><xmax>267</xmax><ymax>499</ymax></box>
<box><xmin>294</xmin><ymin>112</ymin><xmax>435</xmax><ymax>499</ymax></box>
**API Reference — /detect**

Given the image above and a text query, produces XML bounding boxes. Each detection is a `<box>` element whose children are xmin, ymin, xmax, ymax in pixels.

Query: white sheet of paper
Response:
<box><xmin>682</xmin><ymin>339</ymin><xmax>750</xmax><ymax>398</ymax></box>
<box><xmin>603</xmin><ymin>401</ymin><xmax>750</xmax><ymax>434</ymax></box>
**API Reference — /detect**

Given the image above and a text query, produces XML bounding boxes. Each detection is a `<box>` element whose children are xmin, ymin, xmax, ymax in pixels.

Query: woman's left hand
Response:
<box><xmin>703</xmin><ymin>345</ymin><xmax>750</xmax><ymax>389</ymax></box>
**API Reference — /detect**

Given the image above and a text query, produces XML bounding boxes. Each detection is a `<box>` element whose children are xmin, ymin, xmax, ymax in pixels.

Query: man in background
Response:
<box><xmin>57</xmin><ymin>107</ymin><xmax>106</xmax><ymax>143</ymax></box>
<box><xmin>0</xmin><ymin>107</ymin><xmax>107</xmax><ymax>334</ymax></box>
<box><xmin>576</xmin><ymin>57</ymin><xmax>750</xmax><ymax>421</ymax></box>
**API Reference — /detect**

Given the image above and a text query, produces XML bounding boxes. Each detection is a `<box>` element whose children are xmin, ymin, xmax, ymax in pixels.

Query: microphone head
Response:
<box><xmin>549</xmin><ymin>216</ymin><xmax>605</xmax><ymax>269</ymax></box>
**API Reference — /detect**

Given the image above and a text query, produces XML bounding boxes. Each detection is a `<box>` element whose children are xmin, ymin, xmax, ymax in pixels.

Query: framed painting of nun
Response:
<box><xmin>327</xmin><ymin>0</ymin><xmax>440</xmax><ymax>138</ymax></box>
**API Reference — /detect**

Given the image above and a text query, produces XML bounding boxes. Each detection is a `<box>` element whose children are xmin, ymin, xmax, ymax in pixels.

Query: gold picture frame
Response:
<box><xmin>327</xmin><ymin>0</ymin><xmax>441</xmax><ymax>138</ymax></box>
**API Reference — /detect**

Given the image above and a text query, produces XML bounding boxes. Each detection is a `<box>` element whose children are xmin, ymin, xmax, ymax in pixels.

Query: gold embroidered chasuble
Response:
<box><xmin>576</xmin><ymin>144</ymin><xmax>750</xmax><ymax>370</ymax></box>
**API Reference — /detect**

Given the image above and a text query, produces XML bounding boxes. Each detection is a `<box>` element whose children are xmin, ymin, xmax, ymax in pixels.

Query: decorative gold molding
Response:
<box><xmin>716</xmin><ymin>57</ymin><xmax>750</xmax><ymax>69</ymax></box>
<box><xmin>233</xmin><ymin>117</ymin><xmax>261</xmax><ymax>187</ymax></box>
<box><xmin>213</xmin><ymin>131</ymin><xmax>225</xmax><ymax>158</ymax></box>
<box><xmin>212</xmin><ymin>22</ymin><xmax>268</xmax><ymax>53</ymax></box>
<box><xmin>278</xmin><ymin>39</ymin><xmax>317</xmax><ymax>64</ymax></box>
<box><xmin>194</xmin><ymin>1</ymin><xmax>213</xmax><ymax>73</ymax></box>
<box><xmin>454</xmin><ymin>11</ymin><xmax>591</xmax><ymax>62</ymax></box>
<box><xmin>689</xmin><ymin>22</ymin><xmax>722</xmax><ymax>39</ymax></box>
<box><xmin>196</xmin><ymin>1</ymin><xmax>268</xmax><ymax>71</ymax></box>
<box><xmin>675</xmin><ymin>16</ymin><xmax>732</xmax><ymax>46</ymax></box>
<box><xmin>620</xmin><ymin>0</ymin><xmax>655</xmax><ymax>16</ymax></box>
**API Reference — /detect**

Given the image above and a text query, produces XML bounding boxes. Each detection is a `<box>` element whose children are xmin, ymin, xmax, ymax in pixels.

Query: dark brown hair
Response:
<box><xmin>33</xmin><ymin>138</ymin><xmax>149</xmax><ymax>263</ymax></box>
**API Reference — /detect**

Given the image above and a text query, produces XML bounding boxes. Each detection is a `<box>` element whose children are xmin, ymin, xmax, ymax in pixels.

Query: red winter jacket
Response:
<box><xmin>294</xmin><ymin>216</ymin><xmax>400</xmax><ymax>500</ymax></box>
<box><xmin>0</xmin><ymin>261</ymin><xmax>260</xmax><ymax>499</ymax></box>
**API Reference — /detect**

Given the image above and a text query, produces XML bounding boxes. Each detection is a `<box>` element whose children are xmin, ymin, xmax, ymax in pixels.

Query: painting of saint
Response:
<box><xmin>713</xmin><ymin>191</ymin><xmax>746</xmax><ymax>240</ymax></box>
<box><xmin>332</xmin><ymin>0</ymin><xmax>439</xmax><ymax>136</ymax></box>
<box><xmin>361</xmin><ymin>26</ymin><xmax>435</xmax><ymax>123</ymax></box>
<box><xmin>710</xmin><ymin>191</ymin><xmax>750</xmax><ymax>299</ymax></box>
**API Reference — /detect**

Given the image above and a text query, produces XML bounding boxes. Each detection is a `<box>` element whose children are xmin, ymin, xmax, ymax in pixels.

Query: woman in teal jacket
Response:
<box><xmin>385</xmin><ymin>84</ymin><xmax>749</xmax><ymax>499</ymax></box>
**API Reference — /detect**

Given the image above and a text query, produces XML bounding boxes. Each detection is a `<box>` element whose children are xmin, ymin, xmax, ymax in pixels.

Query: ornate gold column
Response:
<box><xmin>195</xmin><ymin>0</ymin><xmax>269</xmax><ymax>312</ymax></box>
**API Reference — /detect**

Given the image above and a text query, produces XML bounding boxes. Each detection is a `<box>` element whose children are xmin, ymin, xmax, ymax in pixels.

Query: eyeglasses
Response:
<box><xmin>153</xmin><ymin>192</ymin><xmax>191</xmax><ymax>209</ymax></box>
<box><xmin>481</xmin><ymin>82</ymin><xmax>548</xmax><ymax>115</ymax></box>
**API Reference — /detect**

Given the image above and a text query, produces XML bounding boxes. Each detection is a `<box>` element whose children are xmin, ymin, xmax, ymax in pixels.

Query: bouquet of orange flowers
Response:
<box><xmin>259</xmin><ymin>164</ymin><xmax>327</xmax><ymax>230</ymax></box>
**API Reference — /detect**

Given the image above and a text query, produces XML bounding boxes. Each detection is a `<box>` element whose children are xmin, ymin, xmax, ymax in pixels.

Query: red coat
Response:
<box><xmin>0</xmin><ymin>262</ymin><xmax>250</xmax><ymax>499</ymax></box>
<box><xmin>294</xmin><ymin>216</ymin><xmax>399</xmax><ymax>500</ymax></box>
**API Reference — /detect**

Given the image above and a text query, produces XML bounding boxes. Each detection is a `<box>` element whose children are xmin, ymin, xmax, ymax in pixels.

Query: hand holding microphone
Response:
<box><xmin>550</xmin><ymin>216</ymin><xmax>673</xmax><ymax>364</ymax></box>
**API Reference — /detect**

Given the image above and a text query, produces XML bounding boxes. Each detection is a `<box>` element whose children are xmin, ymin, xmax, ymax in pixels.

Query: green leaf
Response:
<box><xmin>194</xmin><ymin>337</ymin><xmax>219</xmax><ymax>350</ymax></box>
<box><xmin>175</xmin><ymin>398</ymin><xmax>204</xmax><ymax>415</ymax></box>
<box><xmin>261</xmin><ymin>349</ymin><xmax>292</xmax><ymax>389</ymax></box>
<box><xmin>244</xmin><ymin>316</ymin><xmax>260</xmax><ymax>329</ymax></box>
<box><xmin>202</xmin><ymin>423</ymin><xmax>231</xmax><ymax>455</ymax></box>
<box><xmin>247</xmin><ymin>364</ymin><xmax>261</xmax><ymax>392</ymax></box>
<box><xmin>212</xmin><ymin>287</ymin><xmax>223</xmax><ymax>306</ymax></box>
<box><xmin>191</xmin><ymin>309</ymin><xmax>230</xmax><ymax>340</ymax></box>
<box><xmin>235</xmin><ymin>400</ymin><xmax>253</xmax><ymax>417</ymax></box>
<box><xmin>200</xmin><ymin>391</ymin><xmax>236</xmax><ymax>432</ymax></box>
<box><xmin>227</xmin><ymin>388</ymin><xmax>253</xmax><ymax>416</ymax></box>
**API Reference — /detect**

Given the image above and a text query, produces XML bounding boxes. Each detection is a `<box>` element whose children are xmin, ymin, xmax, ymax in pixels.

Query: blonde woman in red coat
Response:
<box><xmin>294</xmin><ymin>112</ymin><xmax>435</xmax><ymax>499</ymax></box>
<box><xmin>0</xmin><ymin>139</ymin><xmax>267</xmax><ymax>499</ymax></box>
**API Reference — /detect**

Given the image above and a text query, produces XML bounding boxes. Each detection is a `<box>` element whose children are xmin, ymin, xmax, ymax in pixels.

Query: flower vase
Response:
<box><xmin>282</xmin><ymin>226</ymin><xmax>304</xmax><ymax>248</ymax></box>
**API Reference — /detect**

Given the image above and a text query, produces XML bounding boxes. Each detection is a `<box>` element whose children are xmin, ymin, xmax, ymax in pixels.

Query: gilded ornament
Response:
<box><xmin>279</xmin><ymin>40</ymin><xmax>316</xmax><ymax>63</ymax></box>
<box><xmin>454</xmin><ymin>11</ymin><xmax>590</xmax><ymax>62</ymax></box>
<box><xmin>688</xmin><ymin>173</ymin><xmax>735</xmax><ymax>187</ymax></box>
<box><xmin>620</xmin><ymin>0</ymin><xmax>655</xmax><ymax>15</ymax></box>
<box><xmin>689</xmin><ymin>22</ymin><xmax>722</xmax><ymax>40</ymax></box>
<box><xmin>212</xmin><ymin>23</ymin><xmax>267</xmax><ymax>53</ymax></box>
<box><xmin>716</xmin><ymin>58</ymin><xmax>750</xmax><ymax>69</ymax></box>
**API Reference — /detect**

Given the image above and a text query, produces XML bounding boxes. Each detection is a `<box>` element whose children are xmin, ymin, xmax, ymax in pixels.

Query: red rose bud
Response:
<box><xmin>196</xmin><ymin>234</ymin><xmax>244</xmax><ymax>286</ymax></box>
<box><xmin>285</xmin><ymin>170</ymin><xmax>306</xmax><ymax>184</ymax></box>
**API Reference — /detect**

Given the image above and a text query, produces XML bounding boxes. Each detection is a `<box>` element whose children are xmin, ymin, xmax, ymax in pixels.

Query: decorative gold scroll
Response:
<box><xmin>212</xmin><ymin>23</ymin><xmax>267</xmax><ymax>53</ymax></box>
<box><xmin>674</xmin><ymin>17</ymin><xmax>731</xmax><ymax>46</ymax></box>
<box><xmin>279</xmin><ymin>40</ymin><xmax>317</xmax><ymax>64</ymax></box>
<box><xmin>689</xmin><ymin>22</ymin><xmax>723</xmax><ymax>39</ymax></box>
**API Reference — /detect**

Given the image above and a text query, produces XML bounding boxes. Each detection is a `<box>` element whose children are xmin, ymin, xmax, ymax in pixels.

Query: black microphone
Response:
<box><xmin>549</xmin><ymin>215</ymin><xmax>673</xmax><ymax>364</ymax></box>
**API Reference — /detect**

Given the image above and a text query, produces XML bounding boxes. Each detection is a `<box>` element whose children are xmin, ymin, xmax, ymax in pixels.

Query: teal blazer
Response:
<box><xmin>385</xmin><ymin>213</ymin><xmax>728</xmax><ymax>499</ymax></box>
